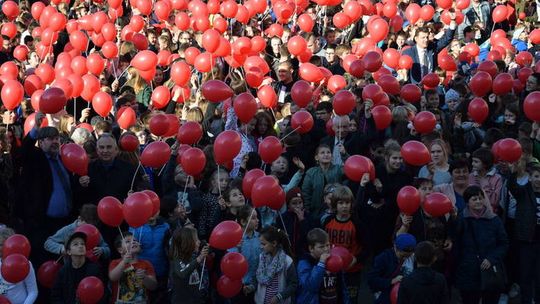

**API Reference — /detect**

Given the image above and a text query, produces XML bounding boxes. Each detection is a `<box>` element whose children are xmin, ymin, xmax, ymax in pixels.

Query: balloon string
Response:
<box><xmin>239</xmin><ymin>67</ymin><xmax>249</xmax><ymax>92</ymax></box>
<box><xmin>217</xmin><ymin>165</ymin><xmax>222</xmax><ymax>197</ymax></box>
<box><xmin>198</xmin><ymin>257</ymin><xmax>206</xmax><ymax>290</ymax></box>
<box><xmin>181</xmin><ymin>178</ymin><xmax>189</xmax><ymax>206</ymax></box>
<box><xmin>116</xmin><ymin>64</ymin><xmax>131</xmax><ymax>81</ymax></box>
<box><xmin>280</xmin><ymin>126</ymin><xmax>301</xmax><ymax>142</ymax></box>
<box><xmin>111</xmin><ymin>59</ymin><xmax>118</xmax><ymax>79</ymax></box>
<box><xmin>130</xmin><ymin>160</ymin><xmax>142</xmax><ymax>192</ymax></box>
<box><xmin>278</xmin><ymin>212</ymin><xmax>292</xmax><ymax>250</ymax></box>
<box><xmin>157</xmin><ymin>163</ymin><xmax>167</xmax><ymax>176</ymax></box>
<box><xmin>241</xmin><ymin>208</ymin><xmax>255</xmax><ymax>240</ymax></box>
<box><xmin>74</xmin><ymin>99</ymin><xmax>77</xmax><ymax>123</ymax></box>
<box><xmin>55</xmin><ymin>254</ymin><xmax>63</xmax><ymax>264</ymax></box>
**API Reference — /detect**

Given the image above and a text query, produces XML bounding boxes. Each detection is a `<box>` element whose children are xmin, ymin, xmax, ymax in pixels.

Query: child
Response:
<box><xmin>255</xmin><ymin>226</ymin><xmax>298</xmax><ymax>304</ymax></box>
<box><xmin>469</xmin><ymin>147</ymin><xmax>503</xmax><ymax>213</ymax></box>
<box><xmin>229</xmin><ymin>205</ymin><xmax>261</xmax><ymax>304</ymax></box>
<box><xmin>196</xmin><ymin>167</ymin><xmax>230</xmax><ymax>240</ymax></box>
<box><xmin>128</xmin><ymin>211</ymin><xmax>170</xmax><ymax>303</ymax></box>
<box><xmin>109</xmin><ymin>232</ymin><xmax>158</xmax><ymax>303</ymax></box>
<box><xmin>367</xmin><ymin>233</ymin><xmax>417</xmax><ymax>304</ymax></box>
<box><xmin>51</xmin><ymin>232</ymin><xmax>106</xmax><ymax>304</ymax></box>
<box><xmin>169</xmin><ymin>226</ymin><xmax>209</xmax><ymax>304</ymax></box>
<box><xmin>45</xmin><ymin>204</ymin><xmax>110</xmax><ymax>260</ymax></box>
<box><xmin>397</xmin><ymin>241</ymin><xmax>449</xmax><ymax>304</ymax></box>
<box><xmin>221</xmin><ymin>180</ymin><xmax>246</xmax><ymax>221</ymax></box>
<box><xmin>297</xmin><ymin>228</ymin><xmax>350</xmax><ymax>304</ymax></box>
<box><xmin>323</xmin><ymin>185</ymin><xmax>368</xmax><ymax>303</ymax></box>
<box><xmin>0</xmin><ymin>227</ymin><xmax>38</xmax><ymax>304</ymax></box>
<box><xmin>276</xmin><ymin>188</ymin><xmax>315</xmax><ymax>258</ymax></box>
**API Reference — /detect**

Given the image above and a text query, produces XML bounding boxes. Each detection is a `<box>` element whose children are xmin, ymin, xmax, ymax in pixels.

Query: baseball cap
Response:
<box><xmin>395</xmin><ymin>233</ymin><xmax>417</xmax><ymax>252</ymax></box>
<box><xmin>65</xmin><ymin>231</ymin><xmax>87</xmax><ymax>249</ymax></box>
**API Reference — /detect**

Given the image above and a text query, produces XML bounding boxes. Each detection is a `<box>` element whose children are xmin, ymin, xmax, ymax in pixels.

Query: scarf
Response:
<box><xmin>463</xmin><ymin>197</ymin><xmax>496</xmax><ymax>219</ymax></box>
<box><xmin>256</xmin><ymin>249</ymin><xmax>287</xmax><ymax>285</ymax></box>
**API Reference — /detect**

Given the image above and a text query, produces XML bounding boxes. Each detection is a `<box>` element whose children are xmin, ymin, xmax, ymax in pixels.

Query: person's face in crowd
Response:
<box><xmin>307</xmin><ymin>36</ymin><xmax>320</xmax><ymax>53</ymax></box>
<box><xmin>135</xmin><ymin>131</ymin><xmax>147</xmax><ymax>145</ymax></box>
<box><xmin>452</xmin><ymin>166</ymin><xmax>469</xmax><ymax>185</ymax></box>
<box><xmin>245</xmin><ymin>117</ymin><xmax>257</xmax><ymax>134</ymax></box>
<box><xmin>504</xmin><ymin>110</ymin><xmax>517</xmax><ymax>125</ymax></box>
<box><xmin>519</xmin><ymin>30</ymin><xmax>527</xmax><ymax>41</ymax></box>
<box><xmin>325</xmin><ymin>31</ymin><xmax>336</xmax><ymax>45</ymax></box>
<box><xmin>446</xmin><ymin>98</ymin><xmax>460</xmax><ymax>112</ymax></box>
<box><xmin>315</xmin><ymin>109</ymin><xmax>331</xmax><ymax>122</ymax></box>
<box><xmin>349</xmin><ymin>120</ymin><xmax>358</xmax><ymax>133</ymax></box>
<box><xmin>259</xmin><ymin>235</ymin><xmax>278</xmax><ymax>255</ymax></box>
<box><xmin>212</xmin><ymin>171</ymin><xmax>230</xmax><ymax>193</ymax></box>
<box><xmin>530</xmin><ymin>170</ymin><xmax>540</xmax><ymax>191</ymax></box>
<box><xmin>271</xmin><ymin>156</ymin><xmax>288</xmax><ymax>174</ymax></box>
<box><xmin>226</xmin><ymin>188</ymin><xmax>245</xmax><ymax>209</ymax></box>
<box><xmin>97</xmin><ymin>136</ymin><xmax>118</xmax><ymax>163</ymax></box>
<box><xmin>28</xmin><ymin>51</ymin><xmax>40</xmax><ymax>67</ymax></box>
<box><xmin>179</xmin><ymin>33</ymin><xmax>191</xmax><ymax>44</ymax></box>
<box><xmin>332</xmin><ymin>117</ymin><xmax>350</xmax><ymax>139</ymax></box>
<box><xmin>418</xmin><ymin>181</ymin><xmax>433</xmax><ymax>201</ymax></box>
<box><xmin>66</xmin><ymin>117</ymin><xmax>76</xmax><ymax>133</ymax></box>
<box><xmin>40</xmin><ymin>135</ymin><xmax>61</xmax><ymax>156</ymax></box>
<box><xmin>2</xmin><ymin>111</ymin><xmax>16</xmax><ymax>125</ymax></box>
<box><xmin>427</xmin><ymin>94</ymin><xmax>440</xmax><ymax>109</ymax></box>
<box><xmin>468</xmin><ymin>193</ymin><xmax>485</xmax><ymax>212</ymax></box>
<box><xmin>325</xmin><ymin>47</ymin><xmax>336</xmax><ymax>64</ymax></box>
<box><xmin>396</xmin><ymin>35</ymin><xmax>406</xmax><ymax>47</ymax></box>
<box><xmin>288</xmin><ymin>197</ymin><xmax>303</xmax><ymax>213</ymax></box>
<box><xmin>148</xmin><ymin>33</ymin><xmax>157</xmax><ymax>46</ymax></box>
<box><xmin>430</xmin><ymin>144</ymin><xmax>445</xmax><ymax>165</ymax></box>
<box><xmin>154</xmin><ymin>69</ymin><xmax>164</xmax><ymax>84</ymax></box>
<box><xmin>99</xmin><ymin>74</ymin><xmax>108</xmax><ymax>86</ymax></box>
<box><xmin>281</xmin><ymin>31</ymin><xmax>290</xmax><ymax>44</ymax></box>
<box><xmin>243</xmin><ymin>211</ymin><xmax>259</xmax><ymax>230</ymax></box>
<box><xmin>257</xmin><ymin>118</ymin><xmax>270</xmax><ymax>135</ymax></box>
<box><xmin>309</xmin><ymin>241</ymin><xmax>330</xmax><ymax>260</ymax></box>
<box><xmin>336</xmin><ymin>200</ymin><xmax>352</xmax><ymax>217</ymax></box>
<box><xmin>119</xmin><ymin>236</ymin><xmax>141</xmax><ymax>255</ymax></box>
<box><xmin>68</xmin><ymin>237</ymin><xmax>86</xmax><ymax>257</ymax></box>
<box><xmin>158</xmin><ymin>39</ymin><xmax>169</xmax><ymax>51</ymax></box>
<box><xmin>450</xmin><ymin>41</ymin><xmax>461</xmax><ymax>55</ymax></box>
<box><xmin>315</xmin><ymin>147</ymin><xmax>332</xmax><ymax>165</ymax></box>
<box><xmin>277</xmin><ymin>117</ymin><xmax>289</xmax><ymax>135</ymax></box>
<box><xmin>395</xmin><ymin>247</ymin><xmax>414</xmax><ymax>259</ymax></box>
<box><xmin>270</xmin><ymin>37</ymin><xmax>281</xmax><ymax>55</ymax></box>
<box><xmin>386</xmin><ymin>151</ymin><xmax>403</xmax><ymax>171</ymax></box>
<box><xmin>415</xmin><ymin>31</ymin><xmax>429</xmax><ymax>49</ymax></box>
<box><xmin>526</xmin><ymin>76</ymin><xmax>538</xmax><ymax>92</ymax></box>
<box><xmin>277</xmin><ymin>64</ymin><xmax>293</xmax><ymax>83</ymax></box>
<box><xmin>471</xmin><ymin>157</ymin><xmax>485</xmax><ymax>172</ymax></box>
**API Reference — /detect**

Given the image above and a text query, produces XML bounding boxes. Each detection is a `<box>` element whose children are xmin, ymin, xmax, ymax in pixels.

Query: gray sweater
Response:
<box><xmin>44</xmin><ymin>220</ymin><xmax>110</xmax><ymax>259</ymax></box>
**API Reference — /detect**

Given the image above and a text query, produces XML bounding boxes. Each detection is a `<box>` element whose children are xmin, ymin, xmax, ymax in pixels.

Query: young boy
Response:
<box><xmin>109</xmin><ymin>232</ymin><xmax>157</xmax><ymax>303</ymax></box>
<box><xmin>297</xmin><ymin>228</ymin><xmax>350</xmax><ymax>304</ymax></box>
<box><xmin>323</xmin><ymin>185</ymin><xmax>368</xmax><ymax>302</ymax></box>
<box><xmin>397</xmin><ymin>241</ymin><xmax>449</xmax><ymax>304</ymax></box>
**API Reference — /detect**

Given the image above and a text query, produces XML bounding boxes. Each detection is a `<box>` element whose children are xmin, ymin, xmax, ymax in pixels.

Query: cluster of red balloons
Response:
<box><xmin>1</xmin><ymin>234</ymin><xmax>31</xmax><ymax>284</ymax></box>
<box><xmin>209</xmin><ymin>220</ymin><xmax>242</xmax><ymax>250</ymax></box>
<box><xmin>98</xmin><ymin>190</ymin><xmax>160</xmax><ymax>229</ymax></box>
<box><xmin>217</xmin><ymin>252</ymin><xmax>248</xmax><ymax>298</ymax></box>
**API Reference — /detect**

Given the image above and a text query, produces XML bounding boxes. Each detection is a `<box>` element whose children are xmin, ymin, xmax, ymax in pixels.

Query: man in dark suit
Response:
<box><xmin>402</xmin><ymin>19</ymin><xmax>457</xmax><ymax>84</ymax></box>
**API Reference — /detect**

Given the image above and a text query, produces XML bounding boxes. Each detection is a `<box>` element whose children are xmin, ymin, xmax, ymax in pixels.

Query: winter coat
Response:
<box><xmin>301</xmin><ymin>164</ymin><xmax>344</xmax><ymax>220</ymax></box>
<box><xmin>397</xmin><ymin>267</ymin><xmax>449</xmax><ymax>304</ymax></box>
<box><xmin>129</xmin><ymin>218</ymin><xmax>170</xmax><ymax>277</ymax></box>
<box><xmin>506</xmin><ymin>174</ymin><xmax>539</xmax><ymax>242</ymax></box>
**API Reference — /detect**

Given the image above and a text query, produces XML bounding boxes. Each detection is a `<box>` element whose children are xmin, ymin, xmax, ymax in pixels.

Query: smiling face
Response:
<box><xmin>97</xmin><ymin>136</ymin><xmax>118</xmax><ymax>163</ymax></box>
<box><xmin>315</xmin><ymin>146</ymin><xmax>332</xmax><ymax>165</ymax></box>
<box><xmin>452</xmin><ymin>166</ymin><xmax>469</xmax><ymax>185</ymax></box>
<box><xmin>530</xmin><ymin>170</ymin><xmax>540</xmax><ymax>191</ymax></box>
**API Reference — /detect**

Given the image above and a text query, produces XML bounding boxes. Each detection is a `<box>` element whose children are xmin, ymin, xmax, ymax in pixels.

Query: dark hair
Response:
<box><xmin>245</xmin><ymin>152</ymin><xmax>262</xmax><ymax>171</ymax></box>
<box><xmin>463</xmin><ymin>185</ymin><xmax>484</xmax><ymax>203</ymax></box>
<box><xmin>505</xmin><ymin>102</ymin><xmax>519</xmax><ymax>117</ymax></box>
<box><xmin>472</xmin><ymin>147</ymin><xmax>494</xmax><ymax>169</ymax></box>
<box><xmin>329</xmin><ymin>185</ymin><xmax>354</xmax><ymax>210</ymax></box>
<box><xmin>415</xmin><ymin>27</ymin><xmax>430</xmax><ymax>37</ymax></box>
<box><xmin>170</xmin><ymin>226</ymin><xmax>198</xmax><ymax>262</ymax></box>
<box><xmin>79</xmin><ymin>204</ymin><xmax>98</xmax><ymax>226</ymax></box>
<box><xmin>415</xmin><ymin>241</ymin><xmax>436</xmax><ymax>265</ymax></box>
<box><xmin>413</xmin><ymin>177</ymin><xmax>433</xmax><ymax>188</ymax></box>
<box><xmin>449</xmin><ymin>158</ymin><xmax>469</xmax><ymax>173</ymax></box>
<box><xmin>307</xmin><ymin>228</ymin><xmax>329</xmax><ymax>247</ymax></box>
<box><xmin>483</xmin><ymin>128</ymin><xmax>503</xmax><ymax>147</ymax></box>
<box><xmin>260</xmin><ymin>226</ymin><xmax>291</xmax><ymax>256</ymax></box>
<box><xmin>237</xmin><ymin>205</ymin><xmax>255</xmax><ymax>225</ymax></box>
<box><xmin>114</xmin><ymin>231</ymin><xmax>133</xmax><ymax>249</ymax></box>
<box><xmin>223</xmin><ymin>179</ymin><xmax>243</xmax><ymax>203</ymax></box>
<box><xmin>316</xmin><ymin>102</ymin><xmax>333</xmax><ymax>113</ymax></box>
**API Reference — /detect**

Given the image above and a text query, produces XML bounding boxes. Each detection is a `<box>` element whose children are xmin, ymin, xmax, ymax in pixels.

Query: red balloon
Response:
<box><xmin>151</xmin><ymin>86</ymin><xmax>171</xmax><ymax>109</ymax></box>
<box><xmin>287</xmin><ymin>36</ymin><xmax>307</xmax><ymax>56</ymax></box>
<box><xmin>37</xmin><ymin>260</ymin><xmax>62</xmax><ymax>289</ymax></box>
<box><xmin>383</xmin><ymin>48</ymin><xmax>400</xmax><ymax>69</ymax></box>
<box><xmin>141</xmin><ymin>141</ymin><xmax>171</xmax><ymax>168</ymax></box>
<box><xmin>413</xmin><ymin>111</ymin><xmax>437</xmax><ymax>134</ymax></box>
<box><xmin>492</xmin><ymin>73</ymin><xmax>513</xmax><ymax>95</ymax></box>
<box><xmin>401</xmin><ymin>140</ymin><xmax>431</xmax><ymax>166</ymax></box>
<box><xmin>470</xmin><ymin>71</ymin><xmax>493</xmax><ymax>97</ymax></box>
<box><xmin>181</xmin><ymin>147</ymin><xmax>206</xmax><ymax>176</ymax></box>
<box><xmin>259</xmin><ymin>136</ymin><xmax>283</xmax><ymax>164</ymax></box>
<box><xmin>202</xmin><ymin>29</ymin><xmax>221</xmax><ymax>53</ymax></box>
<box><xmin>216</xmin><ymin>275</ymin><xmax>242</xmax><ymax>298</ymax></box>
<box><xmin>331</xmin><ymin>90</ymin><xmax>355</xmax><ymax>115</ymax></box>
<box><xmin>149</xmin><ymin>114</ymin><xmax>170</xmax><ymax>137</ymax></box>
<box><xmin>210</xmin><ymin>221</ymin><xmax>242</xmax><ymax>250</ymax></box>
<box><xmin>61</xmin><ymin>143</ymin><xmax>89</xmax><ymax>176</ymax></box>
<box><xmin>123</xmin><ymin>192</ymin><xmax>153</xmax><ymax>228</ymax></box>
<box><xmin>69</xmin><ymin>30</ymin><xmax>88</xmax><ymax>52</ymax></box>
<box><xmin>39</xmin><ymin>87</ymin><xmax>67</xmax><ymax>114</ymax></box>
<box><xmin>13</xmin><ymin>45</ymin><xmax>29</xmax><ymax>61</ymax></box>
<box><xmin>291</xmin><ymin>111</ymin><xmax>314</xmax><ymax>134</ymax></box>
<box><xmin>92</xmin><ymin>92</ymin><xmax>112</xmax><ymax>118</ymax></box>
<box><xmin>257</xmin><ymin>85</ymin><xmax>277</xmax><ymax>108</ymax></box>
<box><xmin>468</xmin><ymin>97</ymin><xmax>489</xmax><ymax>124</ymax></box>
<box><xmin>330</xmin><ymin>246</ymin><xmax>353</xmax><ymax>270</ymax></box>
<box><xmin>77</xmin><ymin>276</ymin><xmax>104</xmax><ymax>304</ymax></box>
<box><xmin>420</xmin><ymin>5</ymin><xmax>435</xmax><ymax>21</ymax></box>
<box><xmin>423</xmin><ymin>193</ymin><xmax>453</xmax><ymax>217</ymax></box>
<box><xmin>1</xmin><ymin>80</ymin><xmax>23</xmax><ymax>110</ymax></box>
<box><xmin>81</xmin><ymin>74</ymin><xmax>100</xmax><ymax>102</ymax></box>
<box><xmin>477</xmin><ymin>61</ymin><xmax>498</xmax><ymax>78</ymax></box>
<box><xmin>398</xmin><ymin>55</ymin><xmax>413</xmax><ymax>70</ymax></box>
<box><xmin>326</xmin><ymin>255</ymin><xmax>344</xmax><ymax>272</ymax></box>
<box><xmin>2</xmin><ymin>234</ymin><xmax>30</xmax><ymax>258</ymax></box>
<box><xmin>86</xmin><ymin>53</ymin><xmax>104</xmax><ymax>76</ymax></box>
<box><xmin>421</xmin><ymin>73</ymin><xmax>440</xmax><ymax>88</ymax></box>
<box><xmin>214</xmin><ymin>130</ymin><xmax>241</xmax><ymax>165</ymax></box>
<box><xmin>400</xmin><ymin>84</ymin><xmax>422</xmax><ymax>103</ymax></box>
<box><xmin>242</xmin><ymin>169</ymin><xmax>265</xmax><ymax>199</ymax></box>
<box><xmin>297</xmin><ymin>13</ymin><xmax>314</xmax><ymax>32</ymax></box>
<box><xmin>202</xmin><ymin>80</ymin><xmax>233</xmax><ymax>103</ymax></box>
<box><xmin>164</xmin><ymin>114</ymin><xmax>181</xmax><ymax>138</ymax></box>
<box><xmin>1</xmin><ymin>254</ymin><xmax>29</xmax><ymax>283</ymax></box>
<box><xmin>251</xmin><ymin>176</ymin><xmax>282</xmax><ymax>208</ymax></box>
<box><xmin>140</xmin><ymin>190</ymin><xmax>160</xmax><ymax>217</ymax></box>
<box><xmin>497</xmin><ymin>138</ymin><xmax>522</xmax><ymax>163</ymax></box>
<box><xmin>131</xmin><ymin>50</ymin><xmax>157</xmax><ymax>71</ymax></box>
<box><xmin>291</xmin><ymin>80</ymin><xmax>313</xmax><ymax>108</ymax></box>
<box><xmin>397</xmin><ymin>186</ymin><xmax>421</xmax><ymax>215</ymax></box>
<box><xmin>170</xmin><ymin>61</ymin><xmax>191</xmax><ymax>87</ymax></box>
<box><xmin>97</xmin><ymin>196</ymin><xmax>123</xmax><ymax>227</ymax></box>
<box><xmin>524</xmin><ymin>92</ymin><xmax>540</xmax><ymax>121</ymax></box>
<box><xmin>367</xmin><ymin>18</ymin><xmax>389</xmax><ymax>42</ymax></box>
<box><xmin>492</xmin><ymin>5</ymin><xmax>508</xmax><ymax>23</ymax></box>
<box><xmin>299</xmin><ymin>63</ymin><xmax>324</xmax><ymax>83</ymax></box>
<box><xmin>327</xmin><ymin>75</ymin><xmax>347</xmax><ymax>94</ymax></box>
<box><xmin>377</xmin><ymin>75</ymin><xmax>400</xmax><ymax>95</ymax></box>
<box><xmin>74</xmin><ymin>223</ymin><xmax>100</xmax><ymax>249</ymax></box>
<box><xmin>349</xmin><ymin>60</ymin><xmax>365</xmax><ymax>78</ymax></box>
<box><xmin>531</xmin><ymin>29</ymin><xmax>540</xmax><ymax>44</ymax></box>
<box><xmin>405</xmin><ymin>3</ymin><xmax>421</xmax><ymax>25</ymax></box>
<box><xmin>344</xmin><ymin>155</ymin><xmax>375</xmax><ymax>182</ymax></box>
<box><xmin>116</xmin><ymin>106</ymin><xmax>136</xmax><ymax>130</ymax></box>
<box><xmin>371</xmin><ymin>105</ymin><xmax>393</xmax><ymax>130</ymax></box>
<box><xmin>438</xmin><ymin>54</ymin><xmax>457</xmax><ymax>71</ymax></box>
<box><xmin>177</xmin><ymin>121</ymin><xmax>203</xmax><ymax>145</ymax></box>
<box><xmin>363</xmin><ymin>51</ymin><xmax>383</xmax><ymax>72</ymax></box>
<box><xmin>234</xmin><ymin>93</ymin><xmax>257</xmax><ymax>124</ymax></box>
<box><xmin>221</xmin><ymin>252</ymin><xmax>248</xmax><ymax>280</ymax></box>
<box><xmin>23</xmin><ymin>75</ymin><xmax>43</xmax><ymax>96</ymax></box>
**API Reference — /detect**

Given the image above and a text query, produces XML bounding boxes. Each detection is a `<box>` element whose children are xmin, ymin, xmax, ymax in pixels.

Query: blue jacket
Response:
<box><xmin>367</xmin><ymin>249</ymin><xmax>414</xmax><ymax>304</ymax></box>
<box><xmin>228</xmin><ymin>231</ymin><xmax>261</xmax><ymax>287</ymax></box>
<box><xmin>129</xmin><ymin>218</ymin><xmax>170</xmax><ymax>277</ymax></box>
<box><xmin>296</xmin><ymin>254</ymin><xmax>350</xmax><ymax>304</ymax></box>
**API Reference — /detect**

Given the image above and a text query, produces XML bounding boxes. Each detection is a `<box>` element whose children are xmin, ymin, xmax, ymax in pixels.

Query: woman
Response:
<box><xmin>58</xmin><ymin>114</ymin><xmax>75</xmax><ymax>144</ymax></box>
<box><xmin>447</xmin><ymin>39</ymin><xmax>463</xmax><ymax>60</ymax></box>
<box><xmin>434</xmin><ymin>158</ymin><xmax>471</xmax><ymax>216</ymax></box>
<box><xmin>418</xmin><ymin>139</ymin><xmax>452</xmax><ymax>185</ymax></box>
<box><xmin>253</xmin><ymin>111</ymin><xmax>277</xmax><ymax>146</ymax></box>
<box><xmin>225</xmin><ymin>97</ymin><xmax>257</xmax><ymax>178</ymax></box>
<box><xmin>455</xmin><ymin>186</ymin><xmax>508</xmax><ymax>304</ymax></box>
<box><xmin>125</xmin><ymin>67</ymin><xmax>151</xmax><ymax>113</ymax></box>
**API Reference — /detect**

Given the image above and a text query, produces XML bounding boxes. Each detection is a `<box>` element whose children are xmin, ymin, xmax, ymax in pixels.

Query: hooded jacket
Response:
<box><xmin>397</xmin><ymin>267</ymin><xmax>449</xmax><ymax>304</ymax></box>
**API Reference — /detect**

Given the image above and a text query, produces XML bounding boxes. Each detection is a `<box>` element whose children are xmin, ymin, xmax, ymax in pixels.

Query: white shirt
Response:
<box><xmin>0</xmin><ymin>260</ymin><xmax>38</xmax><ymax>304</ymax></box>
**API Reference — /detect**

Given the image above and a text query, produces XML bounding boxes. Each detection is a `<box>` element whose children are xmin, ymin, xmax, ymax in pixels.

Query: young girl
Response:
<box><xmin>170</xmin><ymin>227</ymin><xmax>209</xmax><ymax>304</ymax></box>
<box><xmin>301</xmin><ymin>145</ymin><xmax>344</xmax><ymax>221</ymax></box>
<box><xmin>469</xmin><ymin>148</ymin><xmax>503</xmax><ymax>214</ymax></box>
<box><xmin>221</xmin><ymin>180</ymin><xmax>246</xmax><ymax>221</ymax></box>
<box><xmin>196</xmin><ymin>168</ymin><xmax>230</xmax><ymax>240</ymax></box>
<box><xmin>255</xmin><ymin>226</ymin><xmax>297</xmax><ymax>304</ymax></box>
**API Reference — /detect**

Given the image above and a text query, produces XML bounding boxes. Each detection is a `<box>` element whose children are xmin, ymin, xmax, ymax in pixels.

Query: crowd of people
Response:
<box><xmin>0</xmin><ymin>0</ymin><xmax>539</xmax><ymax>303</ymax></box>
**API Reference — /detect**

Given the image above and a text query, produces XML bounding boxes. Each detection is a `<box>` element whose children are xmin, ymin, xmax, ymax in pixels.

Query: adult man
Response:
<box><xmin>16</xmin><ymin>112</ymin><xmax>76</xmax><ymax>265</ymax></box>
<box><xmin>462</xmin><ymin>0</ymin><xmax>492</xmax><ymax>39</ymax></box>
<box><xmin>402</xmin><ymin>21</ymin><xmax>457</xmax><ymax>84</ymax></box>
<box><xmin>272</xmin><ymin>61</ymin><xmax>297</xmax><ymax>105</ymax></box>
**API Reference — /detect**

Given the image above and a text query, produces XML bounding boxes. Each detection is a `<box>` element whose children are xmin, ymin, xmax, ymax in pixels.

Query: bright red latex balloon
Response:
<box><xmin>291</xmin><ymin>80</ymin><xmax>313</xmax><ymax>108</ymax></box>
<box><xmin>330</xmin><ymin>246</ymin><xmax>353</xmax><ymax>270</ymax></box>
<box><xmin>74</xmin><ymin>223</ymin><xmax>100</xmax><ymax>249</ymax></box>
<box><xmin>77</xmin><ymin>276</ymin><xmax>104</xmax><ymax>304</ymax></box>
<box><xmin>141</xmin><ymin>142</ymin><xmax>171</xmax><ymax>168</ymax></box>
<box><xmin>344</xmin><ymin>155</ymin><xmax>375</xmax><ymax>182</ymax></box>
<box><xmin>383</xmin><ymin>48</ymin><xmax>400</xmax><ymax>69</ymax></box>
<box><xmin>242</xmin><ymin>169</ymin><xmax>265</xmax><ymax>199</ymax></box>
<box><xmin>141</xmin><ymin>190</ymin><xmax>160</xmax><ymax>216</ymax></box>
<box><xmin>149</xmin><ymin>114</ymin><xmax>170</xmax><ymax>137</ymax></box>
<box><xmin>2</xmin><ymin>234</ymin><xmax>30</xmax><ymax>258</ymax></box>
<box><xmin>492</xmin><ymin>73</ymin><xmax>513</xmax><ymax>95</ymax></box>
<box><xmin>421</xmin><ymin>73</ymin><xmax>440</xmax><ymax>88</ymax></box>
<box><xmin>363</xmin><ymin>51</ymin><xmax>383</xmax><ymax>72</ymax></box>
<box><xmin>257</xmin><ymin>85</ymin><xmax>277</xmax><ymax>108</ymax></box>
<box><xmin>492</xmin><ymin>5</ymin><xmax>508</xmax><ymax>23</ymax></box>
<box><xmin>92</xmin><ymin>92</ymin><xmax>112</xmax><ymax>118</ymax></box>
<box><xmin>259</xmin><ymin>136</ymin><xmax>283</xmax><ymax>164</ymax></box>
<box><xmin>333</xmin><ymin>90</ymin><xmax>356</xmax><ymax>115</ymax></box>
<box><xmin>477</xmin><ymin>61</ymin><xmax>498</xmax><ymax>78</ymax></box>
<box><xmin>177</xmin><ymin>121</ymin><xmax>203</xmax><ymax>145</ymax></box>
<box><xmin>217</xmin><ymin>275</ymin><xmax>242</xmax><ymax>298</ymax></box>
<box><xmin>202</xmin><ymin>80</ymin><xmax>233</xmax><ymax>103</ymax></box>
<box><xmin>234</xmin><ymin>93</ymin><xmax>257</xmax><ymax>123</ymax></box>
<box><xmin>349</xmin><ymin>60</ymin><xmax>365</xmax><ymax>78</ymax></box>
<box><xmin>287</xmin><ymin>36</ymin><xmax>307</xmax><ymax>56</ymax></box>
<box><xmin>37</xmin><ymin>260</ymin><xmax>62</xmax><ymax>289</ymax></box>
<box><xmin>291</xmin><ymin>111</ymin><xmax>314</xmax><ymax>134</ymax></box>
<box><xmin>405</xmin><ymin>3</ymin><xmax>421</xmax><ymax>25</ymax></box>
<box><xmin>297</xmin><ymin>13</ymin><xmax>314</xmax><ymax>32</ymax></box>
<box><xmin>170</xmin><ymin>61</ymin><xmax>190</xmax><ymax>87</ymax></box>
<box><xmin>377</xmin><ymin>74</ymin><xmax>400</xmax><ymax>95</ymax></box>
<box><xmin>131</xmin><ymin>50</ymin><xmax>157</xmax><ymax>71</ymax></box>
<box><xmin>214</xmin><ymin>130</ymin><xmax>241</xmax><ymax>164</ymax></box>
<box><xmin>299</xmin><ymin>63</ymin><xmax>324</xmax><ymax>83</ymax></box>
<box><xmin>251</xmin><ymin>175</ymin><xmax>280</xmax><ymax>208</ymax></box>
<box><xmin>367</xmin><ymin>18</ymin><xmax>389</xmax><ymax>42</ymax></box>
<box><xmin>39</xmin><ymin>87</ymin><xmax>67</xmax><ymax>114</ymax></box>
<box><xmin>202</xmin><ymin>29</ymin><xmax>221</xmax><ymax>53</ymax></box>
<box><xmin>524</xmin><ymin>92</ymin><xmax>540</xmax><ymax>121</ymax></box>
<box><xmin>210</xmin><ymin>221</ymin><xmax>242</xmax><ymax>250</ymax></box>
<box><xmin>116</xmin><ymin>106</ymin><xmax>136</xmax><ymax>130</ymax></box>
<box><xmin>327</xmin><ymin>75</ymin><xmax>347</xmax><ymax>94</ymax></box>
<box><xmin>413</xmin><ymin>111</ymin><xmax>437</xmax><ymax>134</ymax></box>
<box><xmin>400</xmin><ymin>84</ymin><xmax>422</xmax><ymax>103</ymax></box>
<box><xmin>401</xmin><ymin>140</ymin><xmax>431</xmax><ymax>166</ymax></box>
<box><xmin>497</xmin><ymin>138</ymin><xmax>522</xmax><ymax>163</ymax></box>
<box><xmin>1</xmin><ymin>254</ymin><xmax>29</xmax><ymax>283</ymax></box>
<box><xmin>1</xmin><ymin>80</ymin><xmax>23</xmax><ymax>110</ymax></box>
<box><xmin>423</xmin><ymin>193</ymin><xmax>453</xmax><ymax>217</ymax></box>
<box><xmin>97</xmin><ymin>196</ymin><xmax>123</xmax><ymax>227</ymax></box>
<box><xmin>181</xmin><ymin>147</ymin><xmax>207</xmax><ymax>176</ymax></box>
<box><xmin>81</xmin><ymin>74</ymin><xmax>100</xmax><ymax>102</ymax></box>
<box><xmin>61</xmin><ymin>143</ymin><xmax>89</xmax><ymax>176</ymax></box>
<box><xmin>470</xmin><ymin>71</ymin><xmax>493</xmax><ymax>97</ymax></box>
<box><xmin>397</xmin><ymin>186</ymin><xmax>421</xmax><ymax>215</ymax></box>
<box><xmin>326</xmin><ymin>255</ymin><xmax>344</xmax><ymax>272</ymax></box>
<box><xmin>221</xmin><ymin>252</ymin><xmax>248</xmax><ymax>280</ymax></box>
<box><xmin>371</xmin><ymin>105</ymin><xmax>392</xmax><ymax>130</ymax></box>
<box><xmin>420</xmin><ymin>5</ymin><xmax>435</xmax><ymax>21</ymax></box>
<box><xmin>123</xmin><ymin>192</ymin><xmax>153</xmax><ymax>228</ymax></box>
<box><xmin>151</xmin><ymin>86</ymin><xmax>171</xmax><ymax>109</ymax></box>
<box><xmin>468</xmin><ymin>97</ymin><xmax>489</xmax><ymax>124</ymax></box>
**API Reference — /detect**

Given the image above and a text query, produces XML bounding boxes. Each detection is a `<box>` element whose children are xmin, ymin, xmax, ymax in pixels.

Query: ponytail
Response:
<box><xmin>260</xmin><ymin>226</ymin><xmax>292</xmax><ymax>257</ymax></box>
